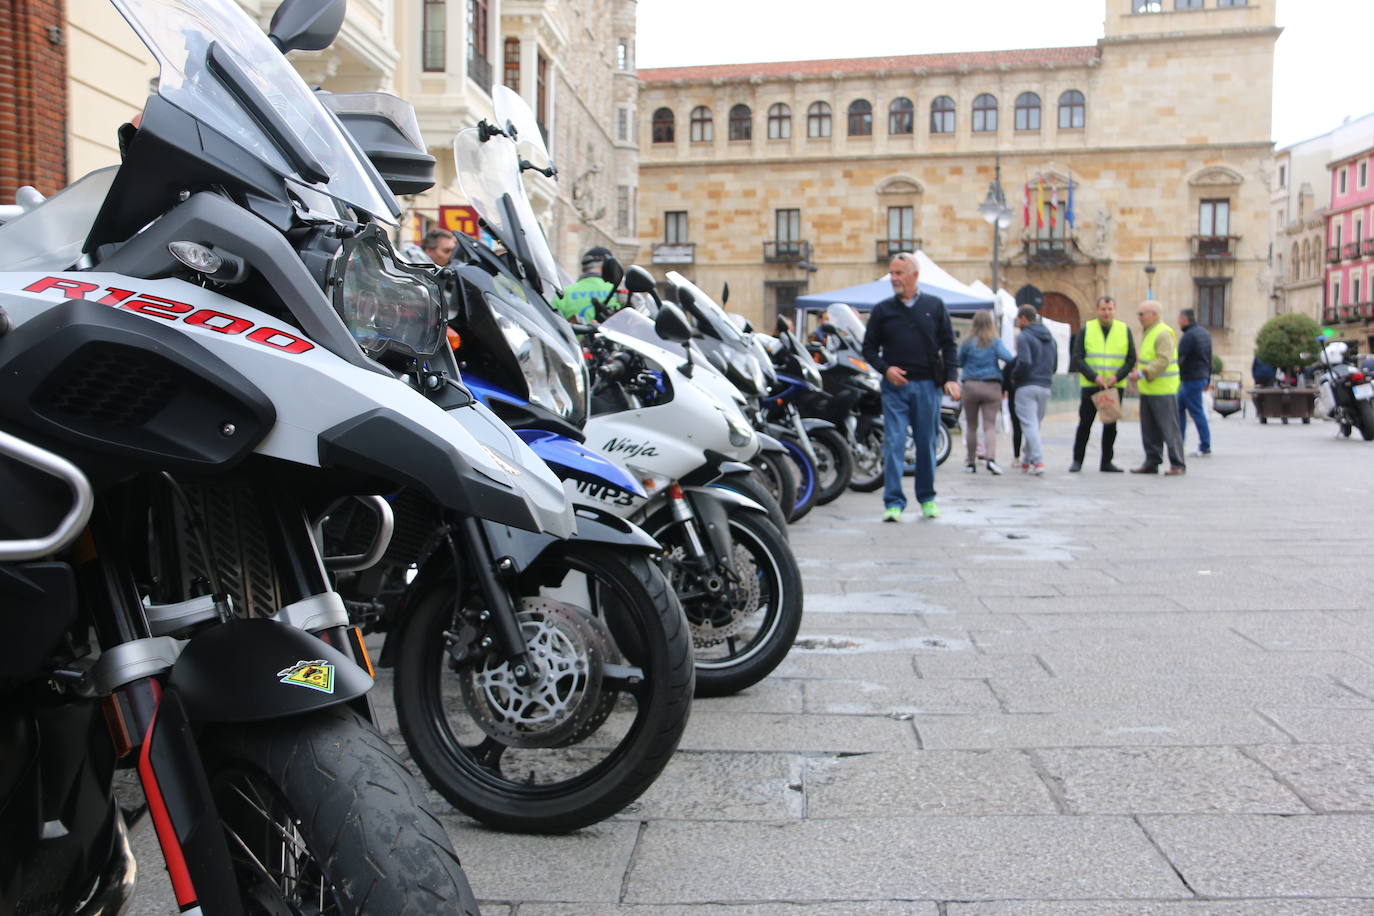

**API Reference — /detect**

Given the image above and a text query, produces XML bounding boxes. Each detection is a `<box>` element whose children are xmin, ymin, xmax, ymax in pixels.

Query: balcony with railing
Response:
<box><xmin>1328</xmin><ymin>246</ymin><xmax>1342</xmax><ymax>263</ymax></box>
<box><xmin>1364</xmin><ymin>238</ymin><xmax>1374</xmax><ymax>258</ymax></box>
<box><xmin>1025</xmin><ymin>238</ymin><xmax>1073</xmax><ymax>265</ymax></box>
<box><xmin>764</xmin><ymin>240</ymin><xmax>812</xmax><ymax>263</ymax></box>
<box><xmin>651</xmin><ymin>242</ymin><xmax>696</xmax><ymax>265</ymax></box>
<box><xmin>467</xmin><ymin>50</ymin><xmax>493</xmax><ymax>94</ymax></box>
<box><xmin>1344</xmin><ymin>241</ymin><xmax>1362</xmax><ymax>260</ymax></box>
<box><xmin>1190</xmin><ymin>235</ymin><xmax>1239</xmax><ymax>259</ymax></box>
<box><xmin>875</xmin><ymin>239</ymin><xmax>921</xmax><ymax>261</ymax></box>
<box><xmin>1323</xmin><ymin>306</ymin><xmax>1339</xmax><ymax>324</ymax></box>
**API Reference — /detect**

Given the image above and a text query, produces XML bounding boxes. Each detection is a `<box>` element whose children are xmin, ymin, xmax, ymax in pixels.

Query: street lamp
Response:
<box><xmin>1144</xmin><ymin>240</ymin><xmax>1156</xmax><ymax>299</ymax></box>
<box><xmin>977</xmin><ymin>154</ymin><xmax>1014</xmax><ymax>294</ymax></box>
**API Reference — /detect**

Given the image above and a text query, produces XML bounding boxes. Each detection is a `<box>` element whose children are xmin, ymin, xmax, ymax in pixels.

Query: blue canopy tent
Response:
<box><xmin>794</xmin><ymin>277</ymin><xmax>994</xmax><ymax>316</ymax></box>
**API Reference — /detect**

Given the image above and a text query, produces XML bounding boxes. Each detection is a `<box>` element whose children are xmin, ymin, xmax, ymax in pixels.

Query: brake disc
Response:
<box><xmin>460</xmin><ymin>597</ymin><xmax>620</xmax><ymax>749</ymax></box>
<box><xmin>670</xmin><ymin>540</ymin><xmax>762</xmax><ymax>649</ymax></box>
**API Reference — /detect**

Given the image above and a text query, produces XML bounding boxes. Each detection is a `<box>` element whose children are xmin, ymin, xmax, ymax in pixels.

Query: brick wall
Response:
<box><xmin>0</xmin><ymin>0</ymin><xmax>69</xmax><ymax>201</ymax></box>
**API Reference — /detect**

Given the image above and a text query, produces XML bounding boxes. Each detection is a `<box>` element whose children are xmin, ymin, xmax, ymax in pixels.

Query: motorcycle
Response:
<box><xmin>580</xmin><ymin>277</ymin><xmax>805</xmax><ymax>698</ymax></box>
<box><xmin>327</xmin><ymin>89</ymin><xmax>695</xmax><ymax>834</ymax></box>
<box><xmin>0</xmin><ymin>0</ymin><xmax>495</xmax><ymax>911</ymax></box>
<box><xmin>1311</xmin><ymin>336</ymin><xmax>1374</xmax><ymax>440</ymax></box>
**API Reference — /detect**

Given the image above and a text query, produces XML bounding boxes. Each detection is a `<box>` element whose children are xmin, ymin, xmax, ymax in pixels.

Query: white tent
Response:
<box><xmin>968</xmin><ymin>280</ymin><xmax>1070</xmax><ymax>374</ymax></box>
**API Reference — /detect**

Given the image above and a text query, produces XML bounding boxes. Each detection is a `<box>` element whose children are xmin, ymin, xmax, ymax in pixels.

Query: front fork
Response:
<box><xmin>452</xmin><ymin>515</ymin><xmax>539</xmax><ymax>686</ymax></box>
<box><xmin>788</xmin><ymin>406</ymin><xmax>820</xmax><ymax>464</ymax></box>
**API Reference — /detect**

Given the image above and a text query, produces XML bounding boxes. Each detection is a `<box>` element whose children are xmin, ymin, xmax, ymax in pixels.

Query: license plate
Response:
<box><xmin>1355</xmin><ymin>383</ymin><xmax>1373</xmax><ymax>401</ymax></box>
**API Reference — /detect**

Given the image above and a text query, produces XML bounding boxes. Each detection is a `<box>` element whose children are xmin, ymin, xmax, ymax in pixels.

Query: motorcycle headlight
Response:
<box><xmin>802</xmin><ymin>358</ymin><xmax>823</xmax><ymax>389</ymax></box>
<box><xmin>723</xmin><ymin>407</ymin><xmax>755</xmax><ymax>448</ymax></box>
<box><xmin>484</xmin><ymin>292</ymin><xmax>588</xmax><ymax>424</ymax></box>
<box><xmin>335</xmin><ymin>225</ymin><xmax>445</xmax><ymax>359</ymax></box>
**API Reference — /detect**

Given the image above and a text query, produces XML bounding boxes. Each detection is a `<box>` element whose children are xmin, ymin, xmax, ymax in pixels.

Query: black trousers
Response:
<box><xmin>1072</xmin><ymin>388</ymin><xmax>1119</xmax><ymax>468</ymax></box>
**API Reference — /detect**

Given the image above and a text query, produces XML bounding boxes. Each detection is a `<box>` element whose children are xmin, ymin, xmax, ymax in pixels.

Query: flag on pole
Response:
<box><xmin>1024</xmin><ymin>181</ymin><xmax>1030</xmax><ymax>228</ymax></box>
<box><xmin>1050</xmin><ymin>182</ymin><xmax>1059</xmax><ymax>230</ymax></box>
<box><xmin>1036</xmin><ymin>177</ymin><xmax>1045</xmax><ymax>230</ymax></box>
<box><xmin>1066</xmin><ymin>173</ymin><xmax>1075</xmax><ymax>228</ymax></box>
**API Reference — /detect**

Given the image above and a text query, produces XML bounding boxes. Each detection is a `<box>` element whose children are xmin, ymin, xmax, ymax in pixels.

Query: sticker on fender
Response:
<box><xmin>277</xmin><ymin>659</ymin><xmax>335</xmax><ymax>694</ymax></box>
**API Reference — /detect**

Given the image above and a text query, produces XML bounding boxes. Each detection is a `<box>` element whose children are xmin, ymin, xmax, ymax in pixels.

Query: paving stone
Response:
<box><xmin>914</xmin><ymin>652</ymin><xmax>1051</xmax><ymax>680</ymax></box>
<box><xmin>694</xmin><ymin>677</ymin><xmax>805</xmax><ymax>714</ymax></box>
<box><xmin>1247</xmin><ymin>744</ymin><xmax>1374</xmax><ymax>812</ymax></box>
<box><xmin>914</xmin><ymin>710</ymin><xmax>1289</xmax><ymax>750</ymax></box>
<box><xmin>804</xmin><ymin>590</ymin><xmax>962</xmax><ymax>615</ymax></box>
<box><xmin>803</xmin><ymin>677</ymin><xmax>1001</xmax><ymax>715</ymax></box>
<box><xmin>618</xmin><ymin>751</ymin><xmax>802</xmax><ymax>821</ymax></box>
<box><xmin>678</xmin><ymin>711</ymin><xmax>918</xmax><ymax>753</ymax></box>
<box><xmin>971</xmin><ymin>628</ymin><xmax>1254</xmax><ymax>658</ymax></box>
<box><xmin>1035</xmin><ymin>747</ymin><xmax>1309</xmax><ymax>814</ymax></box>
<box><xmin>805</xmin><ymin>750</ymin><xmax>1056</xmax><ymax>817</ymax></box>
<box><xmin>949</xmin><ymin>900</ymin><xmax>1374</xmax><ymax>915</ymax></box>
<box><xmin>1007</xmin><ymin>611</ymin><xmax>1336</xmax><ymax>631</ymax></box>
<box><xmin>991</xmin><ymin>675</ymin><xmax>1372</xmax><ymax>712</ymax></box>
<box><xmin>800</xmin><ymin>611</ymin><xmax>965</xmax><ymax>631</ymax></box>
<box><xmin>623</xmin><ymin>817</ymin><xmax>1187</xmax><ymax>902</ymax></box>
<box><xmin>1142</xmin><ymin>814</ymin><xmax>1374</xmax><ymax>897</ymax></box>
<box><xmin>981</xmin><ymin>594</ymin><xmax>1185</xmax><ymax>614</ymax></box>
<box><xmin>1032</xmin><ymin>649</ymin><xmax>1374</xmax><ymax>680</ymax></box>
<box><xmin>440</xmin><ymin>818</ymin><xmax>638</xmax><ymax>903</ymax></box>
<box><xmin>1260</xmin><ymin>707</ymin><xmax>1374</xmax><ymax>744</ymax></box>
<box><xmin>521</xmin><ymin>904</ymin><xmax>938</xmax><ymax>915</ymax></box>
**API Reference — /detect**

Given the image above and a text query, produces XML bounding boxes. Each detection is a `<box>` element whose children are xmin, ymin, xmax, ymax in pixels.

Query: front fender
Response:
<box><xmin>755</xmin><ymin>432</ymin><xmax>786</xmax><ymax>454</ymax></box>
<box><xmin>515</xmin><ymin>429</ymin><xmax>647</xmax><ymax>498</ymax></box>
<box><xmin>801</xmin><ymin>417</ymin><xmax>838</xmax><ymax>433</ymax></box>
<box><xmin>168</xmin><ymin>618</ymin><xmax>372</xmax><ymax>723</ymax></box>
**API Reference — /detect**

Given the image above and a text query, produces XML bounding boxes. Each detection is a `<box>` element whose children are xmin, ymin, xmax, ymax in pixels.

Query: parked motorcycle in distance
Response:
<box><xmin>1310</xmin><ymin>336</ymin><xmax>1374</xmax><ymax>440</ymax></box>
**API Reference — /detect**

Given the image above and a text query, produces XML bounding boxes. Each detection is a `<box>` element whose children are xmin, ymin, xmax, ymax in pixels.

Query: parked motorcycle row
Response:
<box><xmin>0</xmin><ymin>0</ymin><xmax>934</xmax><ymax>911</ymax></box>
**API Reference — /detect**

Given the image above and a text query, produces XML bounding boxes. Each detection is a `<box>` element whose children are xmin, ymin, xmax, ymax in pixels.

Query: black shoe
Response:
<box><xmin>1101</xmin><ymin>464</ymin><xmax>1123</xmax><ymax>473</ymax></box>
<box><xmin>1068</xmin><ymin>462</ymin><xmax>1082</xmax><ymax>472</ymax></box>
<box><xmin>1129</xmin><ymin>465</ymin><xmax>1158</xmax><ymax>474</ymax></box>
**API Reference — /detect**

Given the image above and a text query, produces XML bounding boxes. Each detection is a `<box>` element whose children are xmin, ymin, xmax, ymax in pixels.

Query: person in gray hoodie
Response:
<box><xmin>1012</xmin><ymin>304</ymin><xmax>1058</xmax><ymax>475</ymax></box>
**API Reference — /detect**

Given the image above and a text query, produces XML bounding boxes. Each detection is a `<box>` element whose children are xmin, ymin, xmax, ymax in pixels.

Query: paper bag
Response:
<box><xmin>1092</xmin><ymin>388</ymin><xmax>1122</xmax><ymax>424</ymax></box>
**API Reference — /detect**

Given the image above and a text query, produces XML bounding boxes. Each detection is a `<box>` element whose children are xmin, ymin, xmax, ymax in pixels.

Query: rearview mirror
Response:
<box><xmin>269</xmin><ymin>0</ymin><xmax>346</xmax><ymax>53</ymax></box>
<box><xmin>775</xmin><ymin>315</ymin><xmax>791</xmax><ymax>334</ymax></box>
<box><xmin>601</xmin><ymin>255</ymin><xmax>624</xmax><ymax>289</ymax></box>
<box><xmin>623</xmin><ymin>265</ymin><xmax>657</xmax><ymax>294</ymax></box>
<box><xmin>676</xmin><ymin>285</ymin><xmax>697</xmax><ymax>311</ymax></box>
<box><xmin>721</xmin><ymin>281</ymin><xmax>730</xmax><ymax>305</ymax></box>
<box><xmin>654</xmin><ymin>303</ymin><xmax>693</xmax><ymax>344</ymax></box>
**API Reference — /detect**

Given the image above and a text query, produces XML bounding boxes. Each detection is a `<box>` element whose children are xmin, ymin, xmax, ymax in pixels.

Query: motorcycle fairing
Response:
<box><xmin>480</xmin><ymin>503</ymin><xmax>660</xmax><ymax>576</ymax></box>
<box><xmin>514</xmin><ymin>428</ymin><xmax>647</xmax><ymax>498</ymax></box>
<box><xmin>800</xmin><ymin>417</ymin><xmax>838</xmax><ymax>433</ymax></box>
<box><xmin>0</xmin><ymin>273</ymin><xmax>572</xmax><ymax>536</ymax></box>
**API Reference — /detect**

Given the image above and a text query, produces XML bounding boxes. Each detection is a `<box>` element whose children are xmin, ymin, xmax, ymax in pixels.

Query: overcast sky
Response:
<box><xmin>636</xmin><ymin>0</ymin><xmax>1372</xmax><ymax>149</ymax></box>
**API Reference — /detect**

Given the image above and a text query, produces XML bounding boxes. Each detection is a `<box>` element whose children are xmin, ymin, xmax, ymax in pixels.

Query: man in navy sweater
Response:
<box><xmin>861</xmin><ymin>253</ymin><xmax>961</xmax><ymax>521</ymax></box>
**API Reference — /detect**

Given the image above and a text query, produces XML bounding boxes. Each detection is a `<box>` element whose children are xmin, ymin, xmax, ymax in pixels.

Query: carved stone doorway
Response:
<box><xmin>1041</xmin><ymin>292</ymin><xmax>1081</xmax><ymax>334</ymax></box>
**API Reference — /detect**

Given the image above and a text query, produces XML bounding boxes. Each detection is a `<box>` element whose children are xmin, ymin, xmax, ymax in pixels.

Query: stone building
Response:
<box><xmin>54</xmin><ymin>0</ymin><xmax>637</xmax><ymax>274</ymax></box>
<box><xmin>1323</xmin><ymin>146</ymin><xmax>1374</xmax><ymax>350</ymax></box>
<box><xmin>636</xmin><ymin>0</ymin><xmax>1278</xmax><ymax>376</ymax></box>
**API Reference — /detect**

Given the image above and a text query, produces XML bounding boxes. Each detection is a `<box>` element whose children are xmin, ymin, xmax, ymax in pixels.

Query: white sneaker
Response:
<box><xmin>986</xmin><ymin>460</ymin><xmax>1003</xmax><ymax>476</ymax></box>
<box><xmin>964</xmin><ymin>463</ymin><xmax>977</xmax><ymax>473</ymax></box>
<box><xmin>1190</xmin><ymin>448</ymin><xmax>1211</xmax><ymax>457</ymax></box>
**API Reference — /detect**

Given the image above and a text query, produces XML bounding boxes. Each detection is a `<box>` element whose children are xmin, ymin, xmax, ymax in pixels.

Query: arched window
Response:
<box><xmin>652</xmin><ymin>107</ymin><xmax>675</xmax><ymax>143</ymax></box>
<box><xmin>1290</xmin><ymin>242</ymin><xmax>1300</xmax><ymax>280</ymax></box>
<box><xmin>767</xmin><ymin>102</ymin><xmax>791</xmax><ymax>140</ymax></box>
<box><xmin>972</xmin><ymin>93</ymin><xmax>997</xmax><ymax>133</ymax></box>
<box><xmin>1014</xmin><ymin>92</ymin><xmax>1041</xmax><ymax>131</ymax></box>
<box><xmin>847</xmin><ymin>99</ymin><xmax>872</xmax><ymax>137</ymax></box>
<box><xmin>729</xmin><ymin>104</ymin><xmax>752</xmax><ymax>141</ymax></box>
<box><xmin>807</xmin><ymin>101</ymin><xmax>832</xmax><ymax>139</ymax></box>
<box><xmin>930</xmin><ymin>96</ymin><xmax>955</xmax><ymax>134</ymax></box>
<box><xmin>888</xmin><ymin>97</ymin><xmax>914</xmax><ymax>135</ymax></box>
<box><xmin>1058</xmin><ymin>90</ymin><xmax>1085</xmax><ymax>129</ymax></box>
<box><xmin>689</xmin><ymin>105</ymin><xmax>713</xmax><ymax>142</ymax></box>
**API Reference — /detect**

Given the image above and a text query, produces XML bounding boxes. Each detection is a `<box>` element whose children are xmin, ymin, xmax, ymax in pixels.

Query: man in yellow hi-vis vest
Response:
<box><xmin>1128</xmin><ymin>301</ymin><xmax>1186</xmax><ymax>475</ymax></box>
<box><xmin>1069</xmin><ymin>296</ymin><xmax>1135</xmax><ymax>473</ymax></box>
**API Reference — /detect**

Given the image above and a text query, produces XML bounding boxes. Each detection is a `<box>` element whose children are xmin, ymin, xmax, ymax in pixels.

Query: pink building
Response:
<box><xmin>1324</xmin><ymin>146</ymin><xmax>1374</xmax><ymax>346</ymax></box>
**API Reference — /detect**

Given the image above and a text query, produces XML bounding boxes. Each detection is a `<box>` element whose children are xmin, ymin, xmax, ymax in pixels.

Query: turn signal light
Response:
<box><xmin>447</xmin><ymin>328</ymin><xmax>462</xmax><ymax>350</ymax></box>
<box><xmin>1352</xmin><ymin>371</ymin><xmax>1366</xmax><ymax>383</ymax></box>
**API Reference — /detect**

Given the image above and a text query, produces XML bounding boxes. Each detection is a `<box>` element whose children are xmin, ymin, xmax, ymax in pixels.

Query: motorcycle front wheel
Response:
<box><xmin>394</xmin><ymin>544</ymin><xmax>693</xmax><ymax>833</ymax></box>
<box><xmin>651</xmin><ymin>506</ymin><xmax>804</xmax><ymax>697</ymax></box>
<box><xmin>810</xmin><ymin>427</ymin><xmax>854</xmax><ymax>505</ymax></box>
<box><xmin>713</xmin><ymin>470</ymin><xmax>790</xmax><ymax>539</ymax></box>
<box><xmin>779</xmin><ymin>437</ymin><xmax>818</xmax><ymax>522</ymax></box>
<box><xmin>204</xmin><ymin>706</ymin><xmax>479</xmax><ymax>915</ymax></box>
<box><xmin>750</xmin><ymin>451</ymin><xmax>798</xmax><ymax>527</ymax></box>
<box><xmin>848</xmin><ymin>422</ymin><xmax>885</xmax><ymax>492</ymax></box>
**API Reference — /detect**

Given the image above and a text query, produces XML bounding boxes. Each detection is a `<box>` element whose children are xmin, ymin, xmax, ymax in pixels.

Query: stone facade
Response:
<box><xmin>636</xmin><ymin>0</ymin><xmax>1278</xmax><ymax>378</ymax></box>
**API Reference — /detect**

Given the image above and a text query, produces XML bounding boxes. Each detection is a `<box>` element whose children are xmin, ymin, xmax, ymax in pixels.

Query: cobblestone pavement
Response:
<box><xmin>128</xmin><ymin>413</ymin><xmax>1374</xmax><ymax>913</ymax></box>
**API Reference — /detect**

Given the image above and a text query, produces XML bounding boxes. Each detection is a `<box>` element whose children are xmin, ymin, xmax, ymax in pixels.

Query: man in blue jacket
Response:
<box><xmin>862</xmin><ymin>253</ymin><xmax>960</xmax><ymax>521</ymax></box>
<box><xmin>1176</xmin><ymin>308</ymin><xmax>1213</xmax><ymax>456</ymax></box>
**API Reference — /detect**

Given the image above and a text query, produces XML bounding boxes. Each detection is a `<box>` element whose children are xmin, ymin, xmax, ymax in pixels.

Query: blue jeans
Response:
<box><xmin>881</xmin><ymin>378</ymin><xmax>940</xmax><ymax>509</ymax></box>
<box><xmin>1178</xmin><ymin>378</ymin><xmax>1211</xmax><ymax>452</ymax></box>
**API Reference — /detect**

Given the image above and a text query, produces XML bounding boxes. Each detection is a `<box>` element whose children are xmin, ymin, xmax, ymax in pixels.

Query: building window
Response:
<box><xmin>1339</xmin><ymin>169</ymin><xmax>1348</xmax><ymax>195</ymax></box>
<box><xmin>1196</xmin><ymin>280</ymin><xmax>1228</xmax><ymax>328</ymax></box>
<box><xmin>1175</xmin><ymin>0</ymin><xmax>1202</xmax><ymax>8</ymax></box>
<box><xmin>972</xmin><ymin>93</ymin><xmax>998</xmax><ymax>132</ymax></box>
<box><xmin>729</xmin><ymin>104</ymin><xmax>752</xmax><ymax>141</ymax></box>
<box><xmin>536</xmin><ymin>51</ymin><xmax>549</xmax><ymax>135</ymax></box>
<box><xmin>466</xmin><ymin>0</ymin><xmax>490</xmax><ymax>92</ymax></box>
<box><xmin>1199</xmin><ymin>198</ymin><xmax>1230</xmax><ymax>237</ymax></box>
<box><xmin>847</xmin><ymin>99</ymin><xmax>872</xmax><ymax>136</ymax></box>
<box><xmin>422</xmin><ymin>0</ymin><xmax>446</xmax><ymax>71</ymax></box>
<box><xmin>1134</xmin><ymin>0</ymin><xmax>1162</xmax><ymax>11</ymax></box>
<box><xmin>767</xmin><ymin>103</ymin><xmax>791</xmax><ymax>139</ymax></box>
<box><xmin>807</xmin><ymin>101</ymin><xmax>832</xmax><ymax>139</ymax></box>
<box><xmin>617</xmin><ymin>107</ymin><xmax>628</xmax><ymax>141</ymax></box>
<box><xmin>775</xmin><ymin>208</ymin><xmax>801</xmax><ymax>257</ymax></box>
<box><xmin>1278</xmin><ymin>163</ymin><xmax>1286</xmax><ymax>188</ymax></box>
<box><xmin>889</xmin><ymin>97</ymin><xmax>914</xmax><ymax>135</ymax></box>
<box><xmin>502</xmin><ymin>37</ymin><xmax>519</xmax><ymax>89</ymax></box>
<box><xmin>1361</xmin><ymin>162</ymin><xmax>1369</xmax><ymax>188</ymax></box>
<box><xmin>1335</xmin><ymin>223</ymin><xmax>1343</xmax><ymax>249</ymax></box>
<box><xmin>1014</xmin><ymin>92</ymin><xmax>1040</xmax><ymax>131</ymax></box>
<box><xmin>617</xmin><ymin>186</ymin><xmax>632</xmax><ymax>234</ymax></box>
<box><xmin>664</xmin><ymin>211</ymin><xmax>688</xmax><ymax>244</ymax></box>
<box><xmin>689</xmin><ymin>106</ymin><xmax>713</xmax><ymax>142</ymax></box>
<box><xmin>1356</xmin><ymin>275</ymin><xmax>1363</xmax><ymax>304</ymax></box>
<box><xmin>1332</xmin><ymin>278</ymin><xmax>1341</xmax><ymax>307</ymax></box>
<box><xmin>1217</xmin><ymin>0</ymin><xmax>1246</xmax><ymax>6</ymax></box>
<box><xmin>652</xmin><ymin>107</ymin><xmax>675</xmax><ymax>143</ymax></box>
<box><xmin>617</xmin><ymin>38</ymin><xmax>630</xmax><ymax>70</ymax></box>
<box><xmin>1058</xmin><ymin>90</ymin><xmax>1085</xmax><ymax>129</ymax></box>
<box><xmin>887</xmin><ymin>205</ymin><xmax>915</xmax><ymax>250</ymax></box>
<box><xmin>1358</xmin><ymin>216</ymin><xmax>1364</xmax><ymax>242</ymax></box>
<box><xmin>930</xmin><ymin>96</ymin><xmax>955</xmax><ymax>134</ymax></box>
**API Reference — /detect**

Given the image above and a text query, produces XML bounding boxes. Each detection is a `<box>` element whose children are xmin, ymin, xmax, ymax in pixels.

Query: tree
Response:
<box><xmin>1255</xmin><ymin>313</ymin><xmax>1321</xmax><ymax>374</ymax></box>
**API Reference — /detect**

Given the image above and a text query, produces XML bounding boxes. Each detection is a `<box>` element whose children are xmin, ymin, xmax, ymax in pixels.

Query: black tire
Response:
<box><xmin>394</xmin><ymin>544</ymin><xmax>693</xmax><ymax>833</ymax></box>
<box><xmin>935</xmin><ymin>422</ymin><xmax>953</xmax><ymax>466</ymax></box>
<box><xmin>780</xmin><ymin>437</ymin><xmax>818</xmax><ymax>522</ymax></box>
<box><xmin>1341</xmin><ymin>421</ymin><xmax>1354</xmax><ymax>438</ymax></box>
<box><xmin>203</xmin><ymin>707</ymin><xmax>479</xmax><ymax>915</ymax></box>
<box><xmin>848</xmin><ymin>422</ymin><xmax>884</xmax><ymax>492</ymax></box>
<box><xmin>1358</xmin><ymin>401</ymin><xmax>1374</xmax><ymax>440</ymax></box>
<box><xmin>713</xmin><ymin>471</ymin><xmax>790</xmax><ymax>539</ymax></box>
<box><xmin>750</xmin><ymin>452</ymin><xmax>797</xmax><ymax>529</ymax></box>
<box><xmin>651</xmin><ymin>506</ymin><xmax>804</xmax><ymax>698</ymax></box>
<box><xmin>810</xmin><ymin>427</ymin><xmax>854</xmax><ymax>505</ymax></box>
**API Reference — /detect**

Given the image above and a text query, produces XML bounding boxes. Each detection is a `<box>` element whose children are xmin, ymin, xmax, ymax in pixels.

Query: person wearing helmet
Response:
<box><xmin>552</xmin><ymin>247</ymin><xmax>616</xmax><ymax>322</ymax></box>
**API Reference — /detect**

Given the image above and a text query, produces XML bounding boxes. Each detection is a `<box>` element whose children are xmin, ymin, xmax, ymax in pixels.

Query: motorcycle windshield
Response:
<box><xmin>827</xmin><ymin>304</ymin><xmax>867</xmax><ymax>344</ymax></box>
<box><xmin>111</xmin><ymin>0</ymin><xmax>399</xmax><ymax>223</ymax></box>
<box><xmin>665</xmin><ymin>271</ymin><xmax>747</xmax><ymax>346</ymax></box>
<box><xmin>454</xmin><ymin>127</ymin><xmax>561</xmax><ymax>298</ymax></box>
<box><xmin>492</xmin><ymin>85</ymin><xmax>553</xmax><ymax>174</ymax></box>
